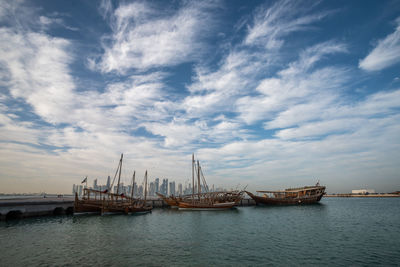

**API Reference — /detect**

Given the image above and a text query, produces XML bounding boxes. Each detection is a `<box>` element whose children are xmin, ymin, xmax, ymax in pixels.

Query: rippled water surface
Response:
<box><xmin>1</xmin><ymin>198</ymin><xmax>400</xmax><ymax>266</ymax></box>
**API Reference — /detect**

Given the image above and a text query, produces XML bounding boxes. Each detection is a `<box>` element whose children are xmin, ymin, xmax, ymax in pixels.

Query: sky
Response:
<box><xmin>0</xmin><ymin>0</ymin><xmax>399</xmax><ymax>194</ymax></box>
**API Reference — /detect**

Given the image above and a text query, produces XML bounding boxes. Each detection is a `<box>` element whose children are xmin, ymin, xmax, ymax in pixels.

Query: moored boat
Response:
<box><xmin>246</xmin><ymin>183</ymin><xmax>326</xmax><ymax>205</ymax></box>
<box><xmin>74</xmin><ymin>188</ymin><xmax>105</xmax><ymax>214</ymax></box>
<box><xmin>156</xmin><ymin>192</ymin><xmax>180</xmax><ymax>208</ymax></box>
<box><xmin>173</xmin><ymin>154</ymin><xmax>244</xmax><ymax>210</ymax></box>
<box><xmin>74</xmin><ymin>154</ymin><xmax>152</xmax><ymax>215</ymax></box>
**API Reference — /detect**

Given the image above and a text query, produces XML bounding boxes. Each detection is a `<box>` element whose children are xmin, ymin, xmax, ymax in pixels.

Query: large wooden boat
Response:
<box><xmin>169</xmin><ymin>154</ymin><xmax>244</xmax><ymax>210</ymax></box>
<box><xmin>74</xmin><ymin>154</ymin><xmax>152</xmax><ymax>215</ymax></box>
<box><xmin>157</xmin><ymin>191</ymin><xmax>243</xmax><ymax>209</ymax></box>
<box><xmin>74</xmin><ymin>188</ymin><xmax>104</xmax><ymax>214</ymax></box>
<box><xmin>246</xmin><ymin>184</ymin><xmax>326</xmax><ymax>205</ymax></box>
<box><xmin>156</xmin><ymin>192</ymin><xmax>180</xmax><ymax>208</ymax></box>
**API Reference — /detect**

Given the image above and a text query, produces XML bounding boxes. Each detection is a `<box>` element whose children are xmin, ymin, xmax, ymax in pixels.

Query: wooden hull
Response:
<box><xmin>129</xmin><ymin>205</ymin><xmax>153</xmax><ymax>213</ymax></box>
<box><xmin>162</xmin><ymin>197</ymin><xmax>179</xmax><ymax>207</ymax></box>
<box><xmin>246</xmin><ymin>191</ymin><xmax>324</xmax><ymax>205</ymax></box>
<box><xmin>75</xmin><ymin>199</ymin><xmax>152</xmax><ymax>215</ymax></box>
<box><xmin>74</xmin><ymin>200</ymin><xmax>102</xmax><ymax>213</ymax></box>
<box><xmin>101</xmin><ymin>202</ymin><xmax>153</xmax><ymax>214</ymax></box>
<box><xmin>177</xmin><ymin>201</ymin><xmax>236</xmax><ymax>210</ymax></box>
<box><xmin>156</xmin><ymin>193</ymin><xmax>180</xmax><ymax>207</ymax></box>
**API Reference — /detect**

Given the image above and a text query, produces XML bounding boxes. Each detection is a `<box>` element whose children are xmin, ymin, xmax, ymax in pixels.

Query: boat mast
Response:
<box><xmin>197</xmin><ymin>160</ymin><xmax>201</xmax><ymax>200</ymax></box>
<box><xmin>144</xmin><ymin>170</ymin><xmax>148</xmax><ymax>202</ymax></box>
<box><xmin>192</xmin><ymin>154</ymin><xmax>195</xmax><ymax>202</ymax></box>
<box><xmin>130</xmin><ymin>170</ymin><xmax>135</xmax><ymax>199</ymax></box>
<box><xmin>116</xmin><ymin>153</ymin><xmax>123</xmax><ymax>195</ymax></box>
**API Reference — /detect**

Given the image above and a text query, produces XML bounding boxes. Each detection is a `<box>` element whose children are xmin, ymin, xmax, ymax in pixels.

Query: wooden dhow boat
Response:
<box><xmin>161</xmin><ymin>154</ymin><xmax>244</xmax><ymax>210</ymax></box>
<box><xmin>156</xmin><ymin>192</ymin><xmax>180</xmax><ymax>208</ymax></box>
<box><xmin>157</xmin><ymin>191</ymin><xmax>244</xmax><ymax>209</ymax></box>
<box><xmin>74</xmin><ymin>154</ymin><xmax>152</xmax><ymax>215</ymax></box>
<box><xmin>74</xmin><ymin>188</ymin><xmax>105</xmax><ymax>214</ymax></box>
<box><xmin>246</xmin><ymin>183</ymin><xmax>326</xmax><ymax>205</ymax></box>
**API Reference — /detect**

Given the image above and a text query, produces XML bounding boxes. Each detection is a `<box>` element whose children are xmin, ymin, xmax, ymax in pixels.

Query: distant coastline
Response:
<box><xmin>325</xmin><ymin>193</ymin><xmax>400</xmax><ymax>197</ymax></box>
<box><xmin>0</xmin><ymin>194</ymin><xmax>73</xmax><ymax>200</ymax></box>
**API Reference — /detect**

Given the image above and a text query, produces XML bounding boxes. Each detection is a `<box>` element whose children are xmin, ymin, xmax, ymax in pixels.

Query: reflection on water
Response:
<box><xmin>1</xmin><ymin>198</ymin><xmax>399</xmax><ymax>266</ymax></box>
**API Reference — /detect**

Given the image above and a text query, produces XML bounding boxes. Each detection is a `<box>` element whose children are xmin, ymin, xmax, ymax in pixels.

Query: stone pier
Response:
<box><xmin>0</xmin><ymin>197</ymin><xmax>74</xmax><ymax>220</ymax></box>
<box><xmin>0</xmin><ymin>197</ymin><xmax>256</xmax><ymax>220</ymax></box>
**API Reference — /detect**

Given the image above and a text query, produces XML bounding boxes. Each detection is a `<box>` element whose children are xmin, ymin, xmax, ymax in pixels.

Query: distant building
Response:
<box><xmin>149</xmin><ymin>182</ymin><xmax>155</xmax><ymax>196</ymax></box>
<box><xmin>106</xmin><ymin>175</ymin><xmax>111</xmax><ymax>190</ymax></box>
<box><xmin>178</xmin><ymin>183</ymin><xmax>183</xmax><ymax>196</ymax></box>
<box><xmin>155</xmin><ymin>178</ymin><xmax>159</xmax><ymax>193</ymax></box>
<box><xmin>352</xmin><ymin>189</ymin><xmax>375</xmax><ymax>194</ymax></box>
<box><xmin>184</xmin><ymin>183</ymin><xmax>192</xmax><ymax>195</ymax></box>
<box><xmin>169</xmin><ymin>181</ymin><xmax>175</xmax><ymax>196</ymax></box>
<box><xmin>138</xmin><ymin>185</ymin><xmax>143</xmax><ymax>197</ymax></box>
<box><xmin>160</xmin><ymin>179</ymin><xmax>168</xmax><ymax>195</ymax></box>
<box><xmin>133</xmin><ymin>182</ymin><xmax>138</xmax><ymax>196</ymax></box>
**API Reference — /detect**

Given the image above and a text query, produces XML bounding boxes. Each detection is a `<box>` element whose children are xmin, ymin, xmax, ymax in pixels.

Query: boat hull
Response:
<box><xmin>246</xmin><ymin>191</ymin><xmax>324</xmax><ymax>205</ymax></box>
<box><xmin>156</xmin><ymin>193</ymin><xmax>180</xmax><ymax>208</ymax></box>
<box><xmin>74</xmin><ymin>200</ymin><xmax>102</xmax><ymax>213</ymax></box>
<box><xmin>177</xmin><ymin>201</ymin><xmax>236</xmax><ymax>210</ymax></box>
<box><xmin>75</xmin><ymin>199</ymin><xmax>152</xmax><ymax>215</ymax></box>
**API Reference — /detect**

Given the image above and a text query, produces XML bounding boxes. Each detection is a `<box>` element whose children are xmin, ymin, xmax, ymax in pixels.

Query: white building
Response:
<box><xmin>352</xmin><ymin>189</ymin><xmax>375</xmax><ymax>194</ymax></box>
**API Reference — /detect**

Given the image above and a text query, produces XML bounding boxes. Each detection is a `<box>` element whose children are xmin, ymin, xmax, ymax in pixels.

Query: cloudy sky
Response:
<box><xmin>0</xmin><ymin>0</ymin><xmax>399</xmax><ymax>194</ymax></box>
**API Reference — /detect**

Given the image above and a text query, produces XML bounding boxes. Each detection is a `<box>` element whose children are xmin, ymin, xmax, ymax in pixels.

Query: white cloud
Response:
<box><xmin>194</xmin><ymin>110</ymin><xmax>400</xmax><ymax>192</ymax></box>
<box><xmin>275</xmin><ymin>118</ymin><xmax>362</xmax><ymax>140</ymax></box>
<box><xmin>236</xmin><ymin>41</ymin><xmax>349</xmax><ymax>125</ymax></box>
<box><xmin>38</xmin><ymin>15</ymin><xmax>78</xmax><ymax>31</ymax></box>
<box><xmin>99</xmin><ymin>0</ymin><xmax>113</xmax><ymax>20</ymax></box>
<box><xmin>183</xmin><ymin>50</ymin><xmax>263</xmax><ymax>117</ymax></box>
<box><xmin>0</xmin><ymin>113</ymin><xmax>45</xmax><ymax>145</ymax></box>
<box><xmin>39</xmin><ymin>16</ymin><xmax>62</xmax><ymax>26</ymax></box>
<box><xmin>263</xmin><ymin>96</ymin><xmax>336</xmax><ymax>129</ymax></box>
<box><xmin>183</xmin><ymin>3</ymin><xmax>335</xmax><ymax>119</ymax></box>
<box><xmin>0</xmin><ymin>24</ymin><xmax>171</xmax><ymax>131</ymax></box>
<box><xmin>0</xmin><ymin>29</ymin><xmax>76</xmax><ymax>124</ymax></box>
<box><xmin>244</xmin><ymin>0</ymin><xmax>331</xmax><ymax>48</ymax></box>
<box><xmin>359</xmin><ymin>17</ymin><xmax>400</xmax><ymax>71</ymax></box>
<box><xmin>142</xmin><ymin>120</ymin><xmax>204</xmax><ymax>147</ymax></box>
<box><xmin>98</xmin><ymin>1</ymin><xmax>216</xmax><ymax>73</ymax></box>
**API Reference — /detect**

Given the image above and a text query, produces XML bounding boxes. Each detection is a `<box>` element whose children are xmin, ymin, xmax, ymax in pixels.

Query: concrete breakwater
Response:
<box><xmin>0</xmin><ymin>197</ymin><xmax>256</xmax><ymax>220</ymax></box>
<box><xmin>0</xmin><ymin>197</ymin><xmax>74</xmax><ymax>220</ymax></box>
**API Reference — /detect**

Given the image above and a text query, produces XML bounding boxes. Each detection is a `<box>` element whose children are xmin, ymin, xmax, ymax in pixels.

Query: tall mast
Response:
<box><xmin>144</xmin><ymin>170</ymin><xmax>148</xmax><ymax>202</ymax></box>
<box><xmin>192</xmin><ymin>154</ymin><xmax>195</xmax><ymax>201</ymax></box>
<box><xmin>116</xmin><ymin>153</ymin><xmax>123</xmax><ymax>195</ymax></box>
<box><xmin>130</xmin><ymin>170</ymin><xmax>136</xmax><ymax>199</ymax></box>
<box><xmin>197</xmin><ymin>160</ymin><xmax>201</xmax><ymax>200</ymax></box>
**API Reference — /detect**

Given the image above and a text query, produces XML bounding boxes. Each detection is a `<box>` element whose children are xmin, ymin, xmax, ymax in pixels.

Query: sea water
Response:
<box><xmin>0</xmin><ymin>198</ymin><xmax>399</xmax><ymax>266</ymax></box>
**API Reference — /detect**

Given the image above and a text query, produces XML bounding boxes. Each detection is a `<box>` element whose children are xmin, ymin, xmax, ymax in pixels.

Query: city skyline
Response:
<box><xmin>72</xmin><ymin>175</ymin><xmax>228</xmax><ymax>198</ymax></box>
<box><xmin>1</xmin><ymin>1</ymin><xmax>400</xmax><ymax>194</ymax></box>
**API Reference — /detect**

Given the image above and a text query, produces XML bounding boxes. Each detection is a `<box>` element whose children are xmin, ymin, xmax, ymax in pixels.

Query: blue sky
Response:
<box><xmin>0</xmin><ymin>0</ymin><xmax>399</xmax><ymax>194</ymax></box>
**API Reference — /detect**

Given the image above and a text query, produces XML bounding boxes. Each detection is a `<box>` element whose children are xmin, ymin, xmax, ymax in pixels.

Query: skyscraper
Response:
<box><xmin>178</xmin><ymin>183</ymin><xmax>182</xmax><ymax>196</ymax></box>
<box><xmin>149</xmin><ymin>182</ymin><xmax>155</xmax><ymax>196</ymax></box>
<box><xmin>169</xmin><ymin>181</ymin><xmax>175</xmax><ymax>196</ymax></box>
<box><xmin>155</xmin><ymin>178</ymin><xmax>159</xmax><ymax>193</ymax></box>
<box><xmin>163</xmin><ymin>179</ymin><xmax>168</xmax><ymax>195</ymax></box>
<box><xmin>138</xmin><ymin>185</ymin><xmax>143</xmax><ymax>197</ymax></box>
<box><xmin>106</xmin><ymin>175</ymin><xmax>111</xmax><ymax>190</ymax></box>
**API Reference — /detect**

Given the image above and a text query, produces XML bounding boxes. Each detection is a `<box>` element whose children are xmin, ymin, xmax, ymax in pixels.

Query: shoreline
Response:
<box><xmin>325</xmin><ymin>194</ymin><xmax>400</xmax><ymax>197</ymax></box>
